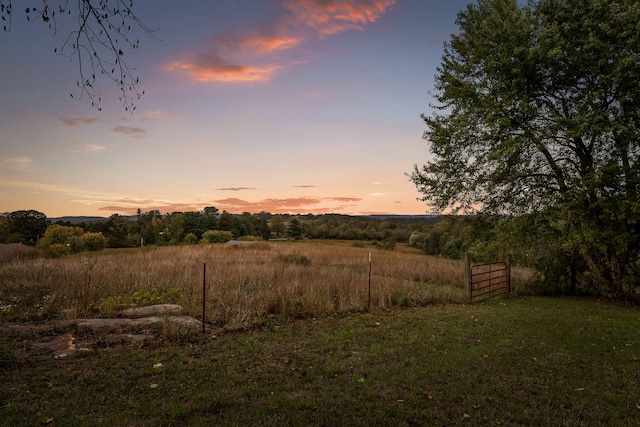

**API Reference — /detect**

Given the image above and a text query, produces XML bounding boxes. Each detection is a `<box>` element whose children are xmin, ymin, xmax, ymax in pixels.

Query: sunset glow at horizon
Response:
<box><xmin>0</xmin><ymin>0</ymin><xmax>473</xmax><ymax>218</ymax></box>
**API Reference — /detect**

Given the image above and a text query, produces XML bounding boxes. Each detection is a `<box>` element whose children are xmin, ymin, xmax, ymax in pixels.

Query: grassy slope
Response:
<box><xmin>2</xmin><ymin>296</ymin><xmax>639</xmax><ymax>426</ymax></box>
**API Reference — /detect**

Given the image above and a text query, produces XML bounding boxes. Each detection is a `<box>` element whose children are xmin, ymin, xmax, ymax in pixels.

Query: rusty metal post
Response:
<box><xmin>202</xmin><ymin>250</ymin><xmax>206</xmax><ymax>335</ymax></box>
<box><xmin>367</xmin><ymin>252</ymin><xmax>372</xmax><ymax>311</ymax></box>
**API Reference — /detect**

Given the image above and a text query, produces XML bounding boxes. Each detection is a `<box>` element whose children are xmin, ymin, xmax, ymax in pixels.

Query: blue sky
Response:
<box><xmin>0</xmin><ymin>0</ymin><xmax>473</xmax><ymax>217</ymax></box>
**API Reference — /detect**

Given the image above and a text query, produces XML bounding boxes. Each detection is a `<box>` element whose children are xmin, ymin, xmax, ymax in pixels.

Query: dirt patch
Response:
<box><xmin>31</xmin><ymin>332</ymin><xmax>153</xmax><ymax>358</ymax></box>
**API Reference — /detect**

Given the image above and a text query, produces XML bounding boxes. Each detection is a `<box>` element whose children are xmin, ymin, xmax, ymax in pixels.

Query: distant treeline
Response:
<box><xmin>0</xmin><ymin>208</ymin><xmax>440</xmax><ymax>251</ymax></box>
<box><xmin>3</xmin><ymin>209</ymin><xmax>638</xmax><ymax>301</ymax></box>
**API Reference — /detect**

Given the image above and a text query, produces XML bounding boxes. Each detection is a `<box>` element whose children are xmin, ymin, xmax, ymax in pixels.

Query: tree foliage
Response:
<box><xmin>2</xmin><ymin>208</ymin><xmax>434</xmax><ymax>256</ymax></box>
<box><xmin>411</xmin><ymin>0</ymin><xmax>640</xmax><ymax>298</ymax></box>
<box><xmin>1</xmin><ymin>0</ymin><xmax>156</xmax><ymax>112</ymax></box>
<box><xmin>201</xmin><ymin>230</ymin><xmax>233</xmax><ymax>244</ymax></box>
<box><xmin>7</xmin><ymin>210</ymin><xmax>48</xmax><ymax>244</ymax></box>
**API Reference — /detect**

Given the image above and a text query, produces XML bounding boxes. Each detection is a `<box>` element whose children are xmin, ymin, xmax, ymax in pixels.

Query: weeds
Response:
<box><xmin>0</xmin><ymin>241</ymin><xmax>535</xmax><ymax>326</ymax></box>
<box><xmin>276</xmin><ymin>252</ymin><xmax>311</xmax><ymax>265</ymax></box>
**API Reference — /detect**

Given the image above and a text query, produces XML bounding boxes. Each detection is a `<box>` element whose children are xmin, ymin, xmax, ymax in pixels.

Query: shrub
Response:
<box><xmin>47</xmin><ymin>243</ymin><xmax>69</xmax><ymax>258</ymax></box>
<box><xmin>183</xmin><ymin>233</ymin><xmax>198</xmax><ymax>244</ymax></box>
<box><xmin>201</xmin><ymin>230</ymin><xmax>233</xmax><ymax>244</ymax></box>
<box><xmin>408</xmin><ymin>231</ymin><xmax>426</xmax><ymax>248</ymax></box>
<box><xmin>38</xmin><ymin>224</ymin><xmax>84</xmax><ymax>249</ymax></box>
<box><xmin>377</xmin><ymin>237</ymin><xmax>396</xmax><ymax>251</ymax></box>
<box><xmin>83</xmin><ymin>232</ymin><xmax>108</xmax><ymax>251</ymax></box>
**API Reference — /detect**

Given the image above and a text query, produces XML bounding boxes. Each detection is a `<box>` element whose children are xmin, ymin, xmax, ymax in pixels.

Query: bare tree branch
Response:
<box><xmin>1</xmin><ymin>0</ymin><xmax>157</xmax><ymax>112</ymax></box>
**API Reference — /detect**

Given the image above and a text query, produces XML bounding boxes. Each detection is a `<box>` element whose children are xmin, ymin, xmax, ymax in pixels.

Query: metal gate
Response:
<box><xmin>465</xmin><ymin>255</ymin><xmax>511</xmax><ymax>303</ymax></box>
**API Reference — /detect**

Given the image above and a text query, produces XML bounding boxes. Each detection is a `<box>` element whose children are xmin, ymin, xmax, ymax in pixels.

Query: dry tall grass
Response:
<box><xmin>0</xmin><ymin>240</ymin><xmax>534</xmax><ymax>327</ymax></box>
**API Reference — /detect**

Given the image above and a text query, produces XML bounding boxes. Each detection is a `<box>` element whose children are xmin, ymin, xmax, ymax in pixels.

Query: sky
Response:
<box><xmin>0</xmin><ymin>0</ymin><xmax>473</xmax><ymax>218</ymax></box>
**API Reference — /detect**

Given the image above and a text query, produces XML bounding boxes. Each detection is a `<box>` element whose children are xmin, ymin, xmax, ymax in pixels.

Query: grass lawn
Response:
<box><xmin>2</xmin><ymin>296</ymin><xmax>639</xmax><ymax>426</ymax></box>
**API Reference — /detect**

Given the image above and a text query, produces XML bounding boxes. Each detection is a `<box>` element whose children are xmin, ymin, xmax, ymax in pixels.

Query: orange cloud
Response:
<box><xmin>329</xmin><ymin>197</ymin><xmax>361</xmax><ymax>202</ymax></box>
<box><xmin>283</xmin><ymin>0</ymin><xmax>397</xmax><ymax>36</ymax></box>
<box><xmin>99</xmin><ymin>203</ymin><xmax>210</xmax><ymax>215</ymax></box>
<box><xmin>96</xmin><ymin>194</ymin><xmax>363</xmax><ymax>215</ymax></box>
<box><xmin>214</xmin><ymin>28</ymin><xmax>303</xmax><ymax>53</ymax></box>
<box><xmin>215</xmin><ymin>187</ymin><xmax>256</xmax><ymax>191</ymax></box>
<box><xmin>167</xmin><ymin>54</ymin><xmax>278</xmax><ymax>82</ymax></box>
<box><xmin>250</xmin><ymin>34</ymin><xmax>301</xmax><ymax>52</ymax></box>
<box><xmin>215</xmin><ymin>197</ymin><xmax>320</xmax><ymax>212</ymax></box>
<box><xmin>166</xmin><ymin>1</ymin><xmax>396</xmax><ymax>85</ymax></box>
<box><xmin>213</xmin><ymin>196</ymin><xmax>361</xmax><ymax>214</ymax></box>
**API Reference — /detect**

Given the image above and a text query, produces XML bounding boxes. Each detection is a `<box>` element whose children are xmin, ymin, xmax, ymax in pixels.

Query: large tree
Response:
<box><xmin>411</xmin><ymin>0</ymin><xmax>640</xmax><ymax>298</ymax></box>
<box><xmin>1</xmin><ymin>0</ymin><xmax>155</xmax><ymax>112</ymax></box>
<box><xmin>7</xmin><ymin>210</ymin><xmax>48</xmax><ymax>245</ymax></box>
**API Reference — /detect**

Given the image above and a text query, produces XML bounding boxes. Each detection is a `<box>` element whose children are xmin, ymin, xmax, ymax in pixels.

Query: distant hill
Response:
<box><xmin>47</xmin><ymin>214</ymin><xmax>441</xmax><ymax>225</ymax></box>
<box><xmin>365</xmin><ymin>214</ymin><xmax>441</xmax><ymax>225</ymax></box>
<box><xmin>48</xmin><ymin>216</ymin><xmax>137</xmax><ymax>224</ymax></box>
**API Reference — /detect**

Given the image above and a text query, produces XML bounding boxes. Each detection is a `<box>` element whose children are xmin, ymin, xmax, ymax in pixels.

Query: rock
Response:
<box><xmin>119</xmin><ymin>304</ymin><xmax>183</xmax><ymax>319</ymax></box>
<box><xmin>4</xmin><ymin>313</ymin><xmax>202</xmax><ymax>334</ymax></box>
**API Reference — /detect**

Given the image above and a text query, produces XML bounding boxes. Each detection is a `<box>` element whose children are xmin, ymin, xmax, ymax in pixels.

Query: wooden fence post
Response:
<box><xmin>464</xmin><ymin>253</ymin><xmax>472</xmax><ymax>303</ymax></box>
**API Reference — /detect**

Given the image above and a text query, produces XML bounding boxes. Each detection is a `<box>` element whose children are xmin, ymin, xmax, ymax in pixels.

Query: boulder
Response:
<box><xmin>119</xmin><ymin>304</ymin><xmax>183</xmax><ymax>318</ymax></box>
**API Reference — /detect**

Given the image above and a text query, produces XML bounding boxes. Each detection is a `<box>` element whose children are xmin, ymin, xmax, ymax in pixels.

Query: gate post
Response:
<box><xmin>506</xmin><ymin>254</ymin><xmax>511</xmax><ymax>294</ymax></box>
<box><xmin>464</xmin><ymin>253</ymin><xmax>471</xmax><ymax>303</ymax></box>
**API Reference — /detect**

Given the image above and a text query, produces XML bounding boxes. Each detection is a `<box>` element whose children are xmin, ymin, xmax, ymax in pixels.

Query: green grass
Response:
<box><xmin>2</xmin><ymin>296</ymin><xmax>639</xmax><ymax>426</ymax></box>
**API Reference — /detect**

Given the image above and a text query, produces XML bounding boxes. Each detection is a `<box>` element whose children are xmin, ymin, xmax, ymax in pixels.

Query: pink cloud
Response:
<box><xmin>283</xmin><ymin>0</ymin><xmax>397</xmax><ymax>36</ymax></box>
<box><xmin>214</xmin><ymin>196</ymin><xmax>361</xmax><ymax>214</ymax></box>
<box><xmin>99</xmin><ymin>203</ymin><xmax>209</xmax><ymax>215</ymax></box>
<box><xmin>167</xmin><ymin>54</ymin><xmax>278</xmax><ymax>82</ymax></box>
<box><xmin>215</xmin><ymin>197</ymin><xmax>320</xmax><ymax>212</ymax></box>
<box><xmin>57</xmin><ymin>116</ymin><xmax>100</xmax><ymax>127</ymax></box>
<box><xmin>214</xmin><ymin>28</ymin><xmax>303</xmax><ymax>53</ymax></box>
<box><xmin>166</xmin><ymin>0</ymin><xmax>396</xmax><ymax>84</ymax></box>
<box><xmin>98</xmin><ymin>194</ymin><xmax>362</xmax><ymax>215</ymax></box>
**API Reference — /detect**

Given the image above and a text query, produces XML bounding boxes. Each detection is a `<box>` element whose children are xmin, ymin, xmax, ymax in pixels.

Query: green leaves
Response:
<box><xmin>412</xmin><ymin>0</ymin><xmax>640</xmax><ymax>298</ymax></box>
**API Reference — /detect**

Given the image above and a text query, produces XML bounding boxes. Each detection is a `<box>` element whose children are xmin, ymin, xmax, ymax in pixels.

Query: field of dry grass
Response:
<box><xmin>0</xmin><ymin>240</ymin><xmax>534</xmax><ymax>326</ymax></box>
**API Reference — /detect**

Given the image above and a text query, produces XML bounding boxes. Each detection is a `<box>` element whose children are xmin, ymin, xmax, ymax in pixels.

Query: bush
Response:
<box><xmin>377</xmin><ymin>237</ymin><xmax>396</xmax><ymax>251</ymax></box>
<box><xmin>82</xmin><ymin>232</ymin><xmax>108</xmax><ymax>251</ymax></box>
<box><xmin>47</xmin><ymin>243</ymin><xmax>69</xmax><ymax>258</ymax></box>
<box><xmin>201</xmin><ymin>230</ymin><xmax>233</xmax><ymax>244</ymax></box>
<box><xmin>408</xmin><ymin>231</ymin><xmax>426</xmax><ymax>248</ymax></box>
<box><xmin>183</xmin><ymin>233</ymin><xmax>198</xmax><ymax>244</ymax></box>
<box><xmin>38</xmin><ymin>224</ymin><xmax>84</xmax><ymax>249</ymax></box>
